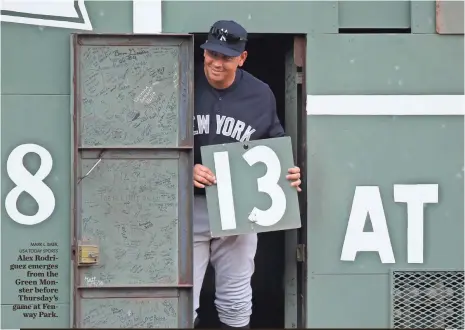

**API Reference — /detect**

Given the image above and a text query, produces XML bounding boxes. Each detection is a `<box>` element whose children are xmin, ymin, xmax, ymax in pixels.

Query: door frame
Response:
<box><xmin>191</xmin><ymin>32</ymin><xmax>309</xmax><ymax>328</ymax></box>
<box><xmin>293</xmin><ymin>35</ymin><xmax>308</xmax><ymax>328</ymax></box>
<box><xmin>283</xmin><ymin>35</ymin><xmax>308</xmax><ymax>328</ymax></box>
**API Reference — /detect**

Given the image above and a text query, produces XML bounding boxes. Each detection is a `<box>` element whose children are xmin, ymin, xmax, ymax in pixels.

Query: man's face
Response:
<box><xmin>204</xmin><ymin>50</ymin><xmax>247</xmax><ymax>86</ymax></box>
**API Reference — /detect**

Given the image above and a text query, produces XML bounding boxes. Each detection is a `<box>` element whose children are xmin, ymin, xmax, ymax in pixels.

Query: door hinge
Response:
<box><xmin>296</xmin><ymin>244</ymin><xmax>306</xmax><ymax>262</ymax></box>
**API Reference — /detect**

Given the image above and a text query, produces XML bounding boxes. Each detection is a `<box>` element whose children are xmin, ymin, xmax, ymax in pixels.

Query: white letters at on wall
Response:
<box><xmin>341</xmin><ymin>184</ymin><xmax>439</xmax><ymax>264</ymax></box>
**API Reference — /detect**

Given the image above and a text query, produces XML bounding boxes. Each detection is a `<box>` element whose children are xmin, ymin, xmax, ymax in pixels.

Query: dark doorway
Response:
<box><xmin>193</xmin><ymin>34</ymin><xmax>294</xmax><ymax>329</ymax></box>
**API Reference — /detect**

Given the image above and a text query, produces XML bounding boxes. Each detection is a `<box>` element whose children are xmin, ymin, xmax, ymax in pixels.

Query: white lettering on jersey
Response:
<box><xmin>194</xmin><ymin>114</ymin><xmax>256</xmax><ymax>142</ymax></box>
<box><xmin>197</xmin><ymin>115</ymin><xmax>210</xmax><ymax>134</ymax></box>
<box><xmin>221</xmin><ymin>117</ymin><xmax>235</xmax><ymax>137</ymax></box>
<box><xmin>216</xmin><ymin>115</ymin><xmax>226</xmax><ymax>134</ymax></box>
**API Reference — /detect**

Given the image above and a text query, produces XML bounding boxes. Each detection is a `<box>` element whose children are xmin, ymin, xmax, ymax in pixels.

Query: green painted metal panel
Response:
<box><xmin>73</xmin><ymin>34</ymin><xmax>194</xmax><ymax>328</ymax></box>
<box><xmin>307</xmin><ymin>115</ymin><xmax>464</xmax><ymax>275</ymax></box>
<box><xmin>411</xmin><ymin>1</ymin><xmax>436</xmax><ymax>34</ymax></box>
<box><xmin>80</xmin><ymin>297</ymin><xmax>180</xmax><ymax>328</ymax></box>
<box><xmin>307</xmin><ymin>275</ymin><xmax>390</xmax><ymax>328</ymax></box>
<box><xmin>1</xmin><ymin>95</ymin><xmax>71</xmax><ymax>327</ymax></box>
<box><xmin>201</xmin><ymin>137</ymin><xmax>301</xmax><ymax>237</ymax></box>
<box><xmin>308</xmin><ymin>116</ymin><xmax>464</xmax><ymax>274</ymax></box>
<box><xmin>1</xmin><ymin>0</ymin><xmax>133</xmax><ymax>95</ymax></box>
<box><xmin>306</xmin><ymin>34</ymin><xmax>464</xmax><ymax>94</ymax></box>
<box><xmin>78</xmin><ymin>44</ymin><xmax>182</xmax><ymax>147</ymax></box>
<box><xmin>162</xmin><ymin>1</ymin><xmax>338</xmax><ymax>34</ymax></box>
<box><xmin>338</xmin><ymin>1</ymin><xmax>411</xmax><ymax>29</ymax></box>
<box><xmin>79</xmin><ymin>158</ymin><xmax>179</xmax><ymax>285</ymax></box>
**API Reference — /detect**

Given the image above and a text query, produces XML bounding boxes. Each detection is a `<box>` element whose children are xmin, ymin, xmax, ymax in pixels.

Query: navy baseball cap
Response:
<box><xmin>200</xmin><ymin>20</ymin><xmax>248</xmax><ymax>57</ymax></box>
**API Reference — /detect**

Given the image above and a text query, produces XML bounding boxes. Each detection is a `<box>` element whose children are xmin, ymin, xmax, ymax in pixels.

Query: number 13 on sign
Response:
<box><xmin>213</xmin><ymin>145</ymin><xmax>287</xmax><ymax>230</ymax></box>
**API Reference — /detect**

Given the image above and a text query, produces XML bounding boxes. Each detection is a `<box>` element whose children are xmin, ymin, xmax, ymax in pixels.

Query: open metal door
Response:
<box><xmin>71</xmin><ymin>34</ymin><xmax>194</xmax><ymax>328</ymax></box>
<box><xmin>284</xmin><ymin>36</ymin><xmax>307</xmax><ymax>328</ymax></box>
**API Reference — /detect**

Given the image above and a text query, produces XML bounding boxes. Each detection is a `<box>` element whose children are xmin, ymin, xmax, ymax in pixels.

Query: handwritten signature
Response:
<box><xmin>134</xmin><ymin>86</ymin><xmax>155</xmax><ymax>104</ymax></box>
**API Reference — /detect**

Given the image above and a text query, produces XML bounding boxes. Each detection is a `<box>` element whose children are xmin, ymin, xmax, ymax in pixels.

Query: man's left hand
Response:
<box><xmin>286</xmin><ymin>166</ymin><xmax>302</xmax><ymax>192</ymax></box>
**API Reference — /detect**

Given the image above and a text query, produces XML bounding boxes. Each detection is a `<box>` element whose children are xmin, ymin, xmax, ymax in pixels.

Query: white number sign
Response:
<box><xmin>5</xmin><ymin>143</ymin><xmax>55</xmax><ymax>226</ymax></box>
<box><xmin>213</xmin><ymin>145</ymin><xmax>287</xmax><ymax>230</ymax></box>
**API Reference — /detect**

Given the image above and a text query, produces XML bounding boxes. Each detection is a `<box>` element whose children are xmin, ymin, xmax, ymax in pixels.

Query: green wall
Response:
<box><xmin>307</xmin><ymin>115</ymin><xmax>463</xmax><ymax>328</ymax></box>
<box><xmin>1</xmin><ymin>2</ymin><xmax>132</xmax><ymax>328</ymax></box>
<box><xmin>305</xmin><ymin>19</ymin><xmax>463</xmax><ymax>329</ymax></box>
<box><xmin>1</xmin><ymin>0</ymin><xmax>463</xmax><ymax>328</ymax></box>
<box><xmin>162</xmin><ymin>1</ymin><xmax>464</xmax><ymax>328</ymax></box>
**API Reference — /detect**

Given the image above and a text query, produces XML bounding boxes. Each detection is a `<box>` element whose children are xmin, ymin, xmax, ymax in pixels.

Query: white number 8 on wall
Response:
<box><xmin>5</xmin><ymin>143</ymin><xmax>55</xmax><ymax>226</ymax></box>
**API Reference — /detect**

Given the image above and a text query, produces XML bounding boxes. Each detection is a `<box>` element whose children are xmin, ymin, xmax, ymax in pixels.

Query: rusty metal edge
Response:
<box><xmin>177</xmin><ymin>36</ymin><xmax>194</xmax><ymax>329</ymax></box>
<box><xmin>293</xmin><ymin>36</ymin><xmax>305</xmax><ymax>68</ymax></box>
<box><xmin>76</xmin><ymin>33</ymin><xmax>193</xmax><ymax>46</ymax></box>
<box><xmin>178</xmin><ymin>151</ymin><xmax>193</xmax><ymax>289</ymax></box>
<box><xmin>78</xmin><ymin>146</ymin><xmax>193</xmax><ymax>150</ymax></box>
<box><xmin>294</xmin><ymin>35</ymin><xmax>308</xmax><ymax>329</ymax></box>
<box><xmin>75</xmin><ymin>33</ymin><xmax>193</xmax><ymax>37</ymax></box>
<box><xmin>70</xmin><ymin>33</ymin><xmax>80</xmax><ymax>328</ymax></box>
<box><xmin>80</xmin><ymin>149</ymin><xmax>182</xmax><ymax>159</ymax></box>
<box><xmin>436</xmin><ymin>0</ymin><xmax>444</xmax><ymax>34</ymax></box>
<box><xmin>77</xmin><ymin>284</ymin><xmax>193</xmax><ymax>289</ymax></box>
<box><xmin>436</xmin><ymin>0</ymin><xmax>465</xmax><ymax>35</ymax></box>
<box><xmin>178</xmin><ymin>35</ymin><xmax>195</xmax><ymax>148</ymax></box>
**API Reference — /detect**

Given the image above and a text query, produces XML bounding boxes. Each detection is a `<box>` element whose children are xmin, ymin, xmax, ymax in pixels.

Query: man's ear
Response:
<box><xmin>238</xmin><ymin>51</ymin><xmax>248</xmax><ymax>67</ymax></box>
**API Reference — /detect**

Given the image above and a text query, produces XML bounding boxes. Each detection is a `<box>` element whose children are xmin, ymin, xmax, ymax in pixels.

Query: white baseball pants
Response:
<box><xmin>193</xmin><ymin>195</ymin><xmax>257</xmax><ymax>328</ymax></box>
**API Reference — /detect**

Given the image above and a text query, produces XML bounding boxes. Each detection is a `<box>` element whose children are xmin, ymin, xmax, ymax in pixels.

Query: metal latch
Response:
<box><xmin>78</xmin><ymin>244</ymin><xmax>99</xmax><ymax>266</ymax></box>
<box><xmin>296</xmin><ymin>244</ymin><xmax>306</xmax><ymax>262</ymax></box>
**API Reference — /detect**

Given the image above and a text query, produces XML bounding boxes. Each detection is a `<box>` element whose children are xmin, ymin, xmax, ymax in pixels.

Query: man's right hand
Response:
<box><xmin>193</xmin><ymin>164</ymin><xmax>216</xmax><ymax>188</ymax></box>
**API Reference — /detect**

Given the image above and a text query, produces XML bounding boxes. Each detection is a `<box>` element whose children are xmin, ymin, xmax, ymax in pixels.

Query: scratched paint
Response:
<box><xmin>81</xmin><ymin>298</ymin><xmax>178</xmax><ymax>328</ymax></box>
<box><xmin>79</xmin><ymin>45</ymin><xmax>180</xmax><ymax>147</ymax></box>
<box><xmin>79</xmin><ymin>159</ymin><xmax>179</xmax><ymax>286</ymax></box>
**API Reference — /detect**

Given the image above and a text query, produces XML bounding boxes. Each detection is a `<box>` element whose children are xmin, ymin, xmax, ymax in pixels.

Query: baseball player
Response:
<box><xmin>193</xmin><ymin>20</ymin><xmax>302</xmax><ymax>329</ymax></box>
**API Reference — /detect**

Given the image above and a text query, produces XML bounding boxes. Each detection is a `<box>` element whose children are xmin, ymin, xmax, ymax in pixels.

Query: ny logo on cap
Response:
<box><xmin>219</xmin><ymin>28</ymin><xmax>228</xmax><ymax>42</ymax></box>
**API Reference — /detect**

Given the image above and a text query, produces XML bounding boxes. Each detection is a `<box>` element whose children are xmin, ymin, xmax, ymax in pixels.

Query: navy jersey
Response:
<box><xmin>193</xmin><ymin>66</ymin><xmax>285</xmax><ymax>195</ymax></box>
